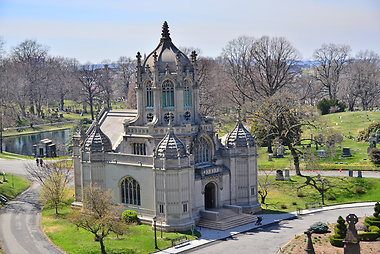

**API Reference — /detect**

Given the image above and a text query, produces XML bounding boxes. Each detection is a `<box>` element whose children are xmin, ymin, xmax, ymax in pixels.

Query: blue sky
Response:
<box><xmin>0</xmin><ymin>0</ymin><xmax>379</xmax><ymax>63</ymax></box>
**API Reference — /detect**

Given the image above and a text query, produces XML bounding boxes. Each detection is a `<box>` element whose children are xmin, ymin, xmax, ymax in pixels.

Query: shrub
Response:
<box><xmin>335</xmin><ymin>216</ymin><xmax>347</xmax><ymax>238</ymax></box>
<box><xmin>309</xmin><ymin>222</ymin><xmax>329</xmax><ymax>233</ymax></box>
<box><xmin>365</xmin><ymin>217</ymin><xmax>380</xmax><ymax>228</ymax></box>
<box><xmin>369</xmin><ymin>148</ymin><xmax>380</xmax><ymax>164</ymax></box>
<box><xmin>327</xmin><ymin>194</ymin><xmax>336</xmax><ymax>200</ymax></box>
<box><xmin>317</xmin><ymin>98</ymin><xmax>346</xmax><ymax>115</ymax></box>
<box><xmin>374</xmin><ymin>202</ymin><xmax>380</xmax><ymax>218</ymax></box>
<box><xmin>292</xmin><ymin>202</ymin><xmax>297</xmax><ymax>205</ymax></box>
<box><xmin>358</xmin><ymin>232</ymin><xmax>380</xmax><ymax>241</ymax></box>
<box><xmin>281</xmin><ymin>204</ymin><xmax>287</xmax><ymax>209</ymax></box>
<box><xmin>354</xmin><ymin>186</ymin><xmax>364</xmax><ymax>194</ymax></box>
<box><xmin>368</xmin><ymin>225</ymin><xmax>380</xmax><ymax>233</ymax></box>
<box><xmin>122</xmin><ymin>210</ymin><xmax>138</xmax><ymax>223</ymax></box>
<box><xmin>329</xmin><ymin>235</ymin><xmax>344</xmax><ymax>247</ymax></box>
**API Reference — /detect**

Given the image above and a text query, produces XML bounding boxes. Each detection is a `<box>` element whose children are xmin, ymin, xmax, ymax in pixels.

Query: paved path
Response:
<box><xmin>157</xmin><ymin>203</ymin><xmax>376</xmax><ymax>254</ymax></box>
<box><xmin>0</xmin><ymin>158</ymin><xmax>64</xmax><ymax>254</ymax></box>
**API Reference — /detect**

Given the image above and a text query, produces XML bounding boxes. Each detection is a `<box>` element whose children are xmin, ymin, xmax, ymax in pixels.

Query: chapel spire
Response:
<box><xmin>161</xmin><ymin>21</ymin><xmax>171</xmax><ymax>41</ymax></box>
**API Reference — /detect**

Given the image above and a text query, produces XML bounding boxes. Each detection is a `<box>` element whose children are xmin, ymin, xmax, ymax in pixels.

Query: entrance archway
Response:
<box><xmin>204</xmin><ymin>182</ymin><xmax>217</xmax><ymax>209</ymax></box>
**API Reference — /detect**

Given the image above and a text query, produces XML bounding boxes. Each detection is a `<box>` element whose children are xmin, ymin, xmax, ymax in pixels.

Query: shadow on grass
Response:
<box><xmin>255</xmin><ymin>209</ymin><xmax>287</xmax><ymax>214</ymax></box>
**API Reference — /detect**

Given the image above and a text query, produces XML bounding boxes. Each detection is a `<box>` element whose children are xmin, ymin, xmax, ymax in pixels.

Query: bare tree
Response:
<box><xmin>76</xmin><ymin>64</ymin><xmax>100</xmax><ymax>120</ymax></box>
<box><xmin>252</xmin><ymin>92</ymin><xmax>318</xmax><ymax>176</ymax></box>
<box><xmin>258</xmin><ymin>172</ymin><xmax>272</xmax><ymax>204</ymax></box>
<box><xmin>313</xmin><ymin>43</ymin><xmax>351</xmax><ymax>100</ymax></box>
<box><xmin>69</xmin><ymin>184</ymin><xmax>126</xmax><ymax>254</ymax></box>
<box><xmin>344</xmin><ymin>51</ymin><xmax>380</xmax><ymax>110</ymax></box>
<box><xmin>97</xmin><ymin>62</ymin><xmax>115</xmax><ymax>109</ymax></box>
<box><xmin>115</xmin><ymin>56</ymin><xmax>135</xmax><ymax>97</ymax></box>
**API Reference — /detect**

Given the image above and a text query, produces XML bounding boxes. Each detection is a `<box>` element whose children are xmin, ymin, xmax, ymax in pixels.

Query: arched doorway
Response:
<box><xmin>204</xmin><ymin>182</ymin><xmax>217</xmax><ymax>209</ymax></box>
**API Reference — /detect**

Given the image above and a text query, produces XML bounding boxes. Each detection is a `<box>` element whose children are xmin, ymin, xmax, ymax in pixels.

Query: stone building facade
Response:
<box><xmin>73</xmin><ymin>22</ymin><xmax>260</xmax><ymax>231</ymax></box>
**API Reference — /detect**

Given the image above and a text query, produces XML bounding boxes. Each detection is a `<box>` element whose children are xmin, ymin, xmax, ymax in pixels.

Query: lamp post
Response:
<box><xmin>153</xmin><ymin>216</ymin><xmax>158</xmax><ymax>249</ymax></box>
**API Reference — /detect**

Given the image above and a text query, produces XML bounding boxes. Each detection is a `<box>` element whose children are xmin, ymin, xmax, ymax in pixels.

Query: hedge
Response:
<box><xmin>365</xmin><ymin>217</ymin><xmax>380</xmax><ymax>228</ymax></box>
<box><xmin>329</xmin><ymin>235</ymin><xmax>344</xmax><ymax>247</ymax></box>
<box><xmin>358</xmin><ymin>232</ymin><xmax>380</xmax><ymax>241</ymax></box>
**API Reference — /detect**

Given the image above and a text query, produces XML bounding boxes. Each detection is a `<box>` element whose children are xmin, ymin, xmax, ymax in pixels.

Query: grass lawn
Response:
<box><xmin>258</xmin><ymin>175</ymin><xmax>380</xmax><ymax>213</ymax></box>
<box><xmin>0</xmin><ymin>173</ymin><xmax>30</xmax><ymax>206</ymax></box>
<box><xmin>42</xmin><ymin>196</ymin><xmax>199</xmax><ymax>254</ymax></box>
<box><xmin>256</xmin><ymin>111</ymin><xmax>380</xmax><ymax>171</ymax></box>
<box><xmin>0</xmin><ymin>152</ymin><xmax>70</xmax><ymax>161</ymax></box>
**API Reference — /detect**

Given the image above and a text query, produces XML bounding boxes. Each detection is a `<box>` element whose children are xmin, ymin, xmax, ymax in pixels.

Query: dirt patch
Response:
<box><xmin>43</xmin><ymin>225</ymin><xmax>63</xmax><ymax>233</ymax></box>
<box><xmin>278</xmin><ymin>221</ymin><xmax>380</xmax><ymax>254</ymax></box>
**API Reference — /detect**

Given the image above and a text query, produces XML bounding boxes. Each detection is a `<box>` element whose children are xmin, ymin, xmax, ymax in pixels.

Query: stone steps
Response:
<box><xmin>197</xmin><ymin>213</ymin><xmax>257</xmax><ymax>231</ymax></box>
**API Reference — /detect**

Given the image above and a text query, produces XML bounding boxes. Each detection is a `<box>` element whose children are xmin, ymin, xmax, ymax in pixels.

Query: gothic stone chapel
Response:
<box><xmin>72</xmin><ymin>22</ymin><xmax>261</xmax><ymax>231</ymax></box>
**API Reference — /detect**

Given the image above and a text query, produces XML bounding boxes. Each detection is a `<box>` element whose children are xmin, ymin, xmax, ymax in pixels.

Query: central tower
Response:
<box><xmin>134</xmin><ymin>21</ymin><xmax>200</xmax><ymax>127</ymax></box>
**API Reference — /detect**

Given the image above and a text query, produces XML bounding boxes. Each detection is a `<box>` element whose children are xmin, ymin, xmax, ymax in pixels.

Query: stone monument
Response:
<box><xmin>276</xmin><ymin>169</ymin><xmax>284</xmax><ymax>181</ymax></box>
<box><xmin>348</xmin><ymin>169</ymin><xmax>353</xmax><ymax>177</ymax></box>
<box><xmin>343</xmin><ymin>214</ymin><xmax>360</xmax><ymax>254</ymax></box>
<box><xmin>268</xmin><ymin>154</ymin><xmax>273</xmax><ymax>161</ymax></box>
<box><xmin>284</xmin><ymin>168</ymin><xmax>291</xmax><ymax>181</ymax></box>
<box><xmin>342</xmin><ymin>147</ymin><xmax>352</xmax><ymax>157</ymax></box>
<box><xmin>278</xmin><ymin>145</ymin><xmax>285</xmax><ymax>158</ymax></box>
<box><xmin>304</xmin><ymin>230</ymin><xmax>315</xmax><ymax>254</ymax></box>
<box><xmin>376</xmin><ymin>129</ymin><xmax>379</xmax><ymax>144</ymax></box>
<box><xmin>318</xmin><ymin>150</ymin><xmax>327</xmax><ymax>158</ymax></box>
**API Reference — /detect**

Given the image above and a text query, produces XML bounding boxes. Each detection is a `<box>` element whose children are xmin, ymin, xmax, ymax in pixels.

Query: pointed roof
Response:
<box><xmin>226</xmin><ymin>107</ymin><xmax>255</xmax><ymax>148</ymax></box>
<box><xmin>156</xmin><ymin>126</ymin><xmax>187</xmax><ymax>158</ymax></box>
<box><xmin>143</xmin><ymin>21</ymin><xmax>193</xmax><ymax>73</ymax></box>
<box><xmin>84</xmin><ymin>121</ymin><xmax>112</xmax><ymax>152</ymax></box>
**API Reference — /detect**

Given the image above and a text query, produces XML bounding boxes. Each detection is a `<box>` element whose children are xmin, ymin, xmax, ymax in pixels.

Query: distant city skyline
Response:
<box><xmin>0</xmin><ymin>0</ymin><xmax>379</xmax><ymax>63</ymax></box>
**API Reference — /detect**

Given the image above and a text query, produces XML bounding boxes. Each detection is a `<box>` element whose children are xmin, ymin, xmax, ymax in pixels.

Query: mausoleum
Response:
<box><xmin>72</xmin><ymin>22</ymin><xmax>260</xmax><ymax>231</ymax></box>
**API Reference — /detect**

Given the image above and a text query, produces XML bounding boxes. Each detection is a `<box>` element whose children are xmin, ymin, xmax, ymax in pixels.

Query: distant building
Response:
<box><xmin>33</xmin><ymin>139</ymin><xmax>57</xmax><ymax>157</ymax></box>
<box><xmin>72</xmin><ymin>22</ymin><xmax>260</xmax><ymax>231</ymax></box>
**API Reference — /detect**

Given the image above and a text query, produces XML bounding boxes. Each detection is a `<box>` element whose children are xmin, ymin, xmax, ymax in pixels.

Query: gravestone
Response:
<box><xmin>348</xmin><ymin>169</ymin><xmax>353</xmax><ymax>177</ymax></box>
<box><xmin>343</xmin><ymin>214</ymin><xmax>360</xmax><ymax>254</ymax></box>
<box><xmin>357</xmin><ymin>170</ymin><xmax>362</xmax><ymax>178</ymax></box>
<box><xmin>268</xmin><ymin>154</ymin><xmax>273</xmax><ymax>161</ymax></box>
<box><xmin>2</xmin><ymin>172</ymin><xmax>6</xmax><ymax>182</ymax></box>
<box><xmin>376</xmin><ymin>130</ymin><xmax>379</xmax><ymax>144</ymax></box>
<box><xmin>278</xmin><ymin>145</ymin><xmax>285</xmax><ymax>158</ymax></box>
<box><xmin>284</xmin><ymin>168</ymin><xmax>291</xmax><ymax>181</ymax></box>
<box><xmin>276</xmin><ymin>170</ymin><xmax>284</xmax><ymax>181</ymax></box>
<box><xmin>318</xmin><ymin>150</ymin><xmax>327</xmax><ymax>158</ymax></box>
<box><xmin>342</xmin><ymin>147</ymin><xmax>352</xmax><ymax>157</ymax></box>
<box><xmin>304</xmin><ymin>230</ymin><xmax>315</xmax><ymax>254</ymax></box>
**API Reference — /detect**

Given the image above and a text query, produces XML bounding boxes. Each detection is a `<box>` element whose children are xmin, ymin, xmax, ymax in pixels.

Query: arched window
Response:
<box><xmin>120</xmin><ymin>176</ymin><xmax>141</xmax><ymax>205</ymax></box>
<box><xmin>162</xmin><ymin>80</ymin><xmax>174</xmax><ymax>107</ymax></box>
<box><xmin>184</xmin><ymin>81</ymin><xmax>192</xmax><ymax>107</ymax></box>
<box><xmin>195</xmin><ymin>137</ymin><xmax>211</xmax><ymax>164</ymax></box>
<box><xmin>146</xmin><ymin>83</ymin><xmax>153</xmax><ymax>107</ymax></box>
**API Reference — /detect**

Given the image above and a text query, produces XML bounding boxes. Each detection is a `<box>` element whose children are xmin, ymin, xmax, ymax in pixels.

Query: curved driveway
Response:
<box><xmin>0</xmin><ymin>159</ymin><xmax>64</xmax><ymax>254</ymax></box>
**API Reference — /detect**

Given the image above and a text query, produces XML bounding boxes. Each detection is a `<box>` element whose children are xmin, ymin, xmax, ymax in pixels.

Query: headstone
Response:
<box><xmin>348</xmin><ymin>169</ymin><xmax>353</xmax><ymax>177</ymax></box>
<box><xmin>284</xmin><ymin>168</ymin><xmax>291</xmax><ymax>181</ymax></box>
<box><xmin>342</xmin><ymin>147</ymin><xmax>352</xmax><ymax>157</ymax></box>
<box><xmin>376</xmin><ymin>130</ymin><xmax>379</xmax><ymax>144</ymax></box>
<box><xmin>343</xmin><ymin>214</ymin><xmax>360</xmax><ymax>254</ymax></box>
<box><xmin>278</xmin><ymin>145</ymin><xmax>285</xmax><ymax>158</ymax></box>
<box><xmin>318</xmin><ymin>150</ymin><xmax>327</xmax><ymax>158</ymax></box>
<box><xmin>304</xmin><ymin>230</ymin><xmax>315</xmax><ymax>254</ymax></box>
<box><xmin>275</xmin><ymin>170</ymin><xmax>284</xmax><ymax>181</ymax></box>
<box><xmin>268</xmin><ymin>154</ymin><xmax>273</xmax><ymax>161</ymax></box>
<box><xmin>2</xmin><ymin>172</ymin><xmax>6</xmax><ymax>182</ymax></box>
<box><xmin>357</xmin><ymin>170</ymin><xmax>362</xmax><ymax>178</ymax></box>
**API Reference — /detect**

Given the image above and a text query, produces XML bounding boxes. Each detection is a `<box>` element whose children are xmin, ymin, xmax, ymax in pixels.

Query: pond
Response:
<box><xmin>2</xmin><ymin>129</ymin><xmax>71</xmax><ymax>156</ymax></box>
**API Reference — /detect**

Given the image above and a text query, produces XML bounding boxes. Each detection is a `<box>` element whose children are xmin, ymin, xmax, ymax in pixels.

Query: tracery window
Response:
<box><xmin>146</xmin><ymin>83</ymin><xmax>154</xmax><ymax>107</ymax></box>
<box><xmin>121</xmin><ymin>176</ymin><xmax>141</xmax><ymax>205</ymax></box>
<box><xmin>162</xmin><ymin>80</ymin><xmax>174</xmax><ymax>107</ymax></box>
<box><xmin>184</xmin><ymin>82</ymin><xmax>192</xmax><ymax>107</ymax></box>
<box><xmin>195</xmin><ymin>137</ymin><xmax>211</xmax><ymax>164</ymax></box>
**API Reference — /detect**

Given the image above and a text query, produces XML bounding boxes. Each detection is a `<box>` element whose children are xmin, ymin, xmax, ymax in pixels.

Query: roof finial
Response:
<box><xmin>161</xmin><ymin>21</ymin><xmax>171</xmax><ymax>41</ymax></box>
<box><xmin>168</xmin><ymin>115</ymin><xmax>173</xmax><ymax>128</ymax></box>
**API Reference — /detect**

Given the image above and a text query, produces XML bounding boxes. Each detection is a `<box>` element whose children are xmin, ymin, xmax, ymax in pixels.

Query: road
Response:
<box><xmin>0</xmin><ymin>158</ymin><xmax>64</xmax><ymax>254</ymax></box>
<box><xmin>190</xmin><ymin>206</ymin><xmax>376</xmax><ymax>254</ymax></box>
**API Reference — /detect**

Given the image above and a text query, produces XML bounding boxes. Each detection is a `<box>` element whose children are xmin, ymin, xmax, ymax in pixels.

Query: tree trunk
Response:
<box><xmin>60</xmin><ymin>95</ymin><xmax>65</xmax><ymax>111</ymax></box>
<box><xmin>55</xmin><ymin>205</ymin><xmax>58</xmax><ymax>215</ymax></box>
<box><xmin>99</xmin><ymin>238</ymin><xmax>106</xmax><ymax>254</ymax></box>
<box><xmin>288</xmin><ymin>143</ymin><xmax>301</xmax><ymax>176</ymax></box>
